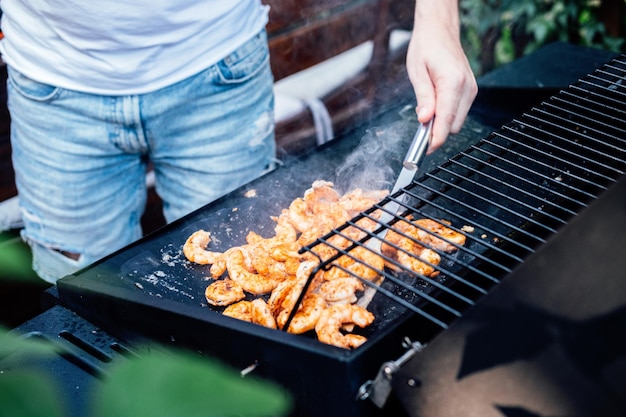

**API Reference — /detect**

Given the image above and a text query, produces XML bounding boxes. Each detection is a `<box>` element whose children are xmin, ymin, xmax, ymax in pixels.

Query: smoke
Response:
<box><xmin>334</xmin><ymin>119</ymin><xmax>414</xmax><ymax>193</ymax></box>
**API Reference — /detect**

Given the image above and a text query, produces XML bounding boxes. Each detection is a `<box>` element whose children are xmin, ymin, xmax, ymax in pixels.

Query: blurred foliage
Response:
<box><xmin>0</xmin><ymin>231</ymin><xmax>37</xmax><ymax>283</ymax></box>
<box><xmin>0</xmin><ymin>236</ymin><xmax>291</xmax><ymax>417</ymax></box>
<box><xmin>460</xmin><ymin>0</ymin><xmax>626</xmax><ymax>75</ymax></box>
<box><xmin>0</xmin><ymin>325</ymin><xmax>292</xmax><ymax>417</ymax></box>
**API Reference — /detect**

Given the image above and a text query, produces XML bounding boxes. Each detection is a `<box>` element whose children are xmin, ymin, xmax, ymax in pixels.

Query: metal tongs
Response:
<box><xmin>358</xmin><ymin>118</ymin><xmax>433</xmax><ymax>308</ymax></box>
<box><xmin>376</xmin><ymin>118</ymin><xmax>434</xmax><ymax>241</ymax></box>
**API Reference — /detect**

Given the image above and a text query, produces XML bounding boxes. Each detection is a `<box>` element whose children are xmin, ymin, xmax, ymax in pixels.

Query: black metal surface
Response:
<box><xmin>0</xmin><ymin>306</ymin><xmax>131</xmax><ymax>417</ymax></box>
<box><xmin>392</xmin><ymin>171</ymin><xmax>626</xmax><ymax>417</ymax></box>
<box><xmin>55</xmin><ymin>103</ymin><xmax>431</xmax><ymax>417</ymax></box>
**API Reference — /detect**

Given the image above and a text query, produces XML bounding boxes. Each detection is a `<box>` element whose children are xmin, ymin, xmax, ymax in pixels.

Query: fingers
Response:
<box><xmin>428</xmin><ymin>66</ymin><xmax>478</xmax><ymax>153</ymax></box>
<box><xmin>408</xmin><ymin>47</ymin><xmax>477</xmax><ymax>153</ymax></box>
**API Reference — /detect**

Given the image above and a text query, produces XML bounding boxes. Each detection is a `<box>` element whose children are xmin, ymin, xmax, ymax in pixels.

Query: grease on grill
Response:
<box><xmin>182</xmin><ymin>180</ymin><xmax>466</xmax><ymax>349</ymax></box>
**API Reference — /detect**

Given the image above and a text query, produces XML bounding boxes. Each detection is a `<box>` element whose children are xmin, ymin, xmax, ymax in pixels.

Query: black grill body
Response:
<box><xmin>393</xmin><ymin>175</ymin><xmax>626</xmax><ymax>417</ymax></box>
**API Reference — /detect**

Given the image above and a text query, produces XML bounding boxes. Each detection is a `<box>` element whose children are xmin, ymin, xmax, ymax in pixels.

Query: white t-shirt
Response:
<box><xmin>0</xmin><ymin>1</ymin><xmax>269</xmax><ymax>95</ymax></box>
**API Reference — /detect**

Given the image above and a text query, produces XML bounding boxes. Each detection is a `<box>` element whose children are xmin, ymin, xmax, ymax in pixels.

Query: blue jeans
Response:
<box><xmin>8</xmin><ymin>31</ymin><xmax>276</xmax><ymax>283</ymax></box>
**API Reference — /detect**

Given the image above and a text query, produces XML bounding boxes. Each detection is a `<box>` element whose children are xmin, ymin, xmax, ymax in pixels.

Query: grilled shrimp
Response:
<box><xmin>251</xmin><ymin>298</ymin><xmax>277</xmax><ymax>329</ymax></box>
<box><xmin>287</xmin><ymin>198</ymin><xmax>317</xmax><ymax>233</ymax></box>
<box><xmin>303</xmin><ymin>180</ymin><xmax>340</xmax><ymax>209</ymax></box>
<box><xmin>283</xmin><ymin>293</ymin><xmax>327</xmax><ymax>334</ymax></box>
<box><xmin>319</xmin><ymin>277</ymin><xmax>364</xmax><ymax>305</ymax></box>
<box><xmin>204</xmin><ymin>278</ymin><xmax>245</xmax><ymax>306</ymax></box>
<box><xmin>413</xmin><ymin>219</ymin><xmax>466</xmax><ymax>252</ymax></box>
<box><xmin>223</xmin><ymin>300</ymin><xmax>253</xmax><ymax>322</ymax></box>
<box><xmin>183</xmin><ymin>230</ymin><xmax>223</xmax><ymax>265</ymax></box>
<box><xmin>324</xmin><ymin>246</ymin><xmax>384</xmax><ymax>282</ymax></box>
<box><xmin>207</xmin><ymin>247</ymin><xmax>238</xmax><ymax>279</ymax></box>
<box><xmin>269</xmin><ymin>242</ymin><xmax>302</xmax><ymax>262</ymax></box>
<box><xmin>270</xmin><ymin>261</ymin><xmax>323</xmax><ymax>329</ymax></box>
<box><xmin>397</xmin><ymin>246</ymin><xmax>440</xmax><ymax>277</ymax></box>
<box><xmin>315</xmin><ymin>304</ymin><xmax>375</xmax><ymax>349</ymax></box>
<box><xmin>222</xmin><ymin>299</ymin><xmax>277</xmax><ymax>329</ymax></box>
<box><xmin>226</xmin><ymin>249</ymin><xmax>279</xmax><ymax>295</ymax></box>
<box><xmin>337</xmin><ymin>188</ymin><xmax>389</xmax><ymax>216</ymax></box>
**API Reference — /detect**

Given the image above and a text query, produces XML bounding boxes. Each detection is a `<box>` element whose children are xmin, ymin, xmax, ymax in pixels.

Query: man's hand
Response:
<box><xmin>406</xmin><ymin>0</ymin><xmax>478</xmax><ymax>153</ymax></box>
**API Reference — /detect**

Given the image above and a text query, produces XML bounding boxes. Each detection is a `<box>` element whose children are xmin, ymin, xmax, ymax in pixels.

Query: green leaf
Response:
<box><xmin>0</xmin><ymin>371</ymin><xmax>66</xmax><ymax>417</ymax></box>
<box><xmin>0</xmin><ymin>232</ymin><xmax>38</xmax><ymax>283</ymax></box>
<box><xmin>0</xmin><ymin>326</ymin><xmax>59</xmax><ymax>358</ymax></box>
<box><xmin>92</xmin><ymin>348</ymin><xmax>292</xmax><ymax>417</ymax></box>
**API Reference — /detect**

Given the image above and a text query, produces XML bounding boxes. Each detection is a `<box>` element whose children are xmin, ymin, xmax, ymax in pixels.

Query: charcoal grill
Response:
<box><xmin>51</xmin><ymin>50</ymin><xmax>626</xmax><ymax>417</ymax></box>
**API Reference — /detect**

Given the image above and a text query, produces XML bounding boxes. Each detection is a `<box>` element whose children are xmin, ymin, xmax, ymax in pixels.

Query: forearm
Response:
<box><xmin>414</xmin><ymin>0</ymin><xmax>461</xmax><ymax>35</ymax></box>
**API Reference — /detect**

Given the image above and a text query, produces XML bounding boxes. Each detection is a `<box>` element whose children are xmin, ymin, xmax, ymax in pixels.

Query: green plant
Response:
<box><xmin>0</xmin><ymin>237</ymin><xmax>292</xmax><ymax>417</ymax></box>
<box><xmin>459</xmin><ymin>0</ymin><xmax>626</xmax><ymax>75</ymax></box>
<box><xmin>0</xmin><ymin>231</ymin><xmax>37</xmax><ymax>283</ymax></box>
<box><xmin>0</xmin><ymin>326</ymin><xmax>292</xmax><ymax>417</ymax></box>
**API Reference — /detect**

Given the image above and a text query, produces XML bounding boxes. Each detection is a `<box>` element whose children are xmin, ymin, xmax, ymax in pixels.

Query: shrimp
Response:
<box><xmin>338</xmin><ymin>188</ymin><xmax>388</xmax><ymax>216</ymax></box>
<box><xmin>324</xmin><ymin>246</ymin><xmax>384</xmax><ymax>282</ymax></box>
<box><xmin>284</xmin><ymin>293</ymin><xmax>327</xmax><ymax>334</ymax></box>
<box><xmin>413</xmin><ymin>219</ymin><xmax>466</xmax><ymax>252</ymax></box>
<box><xmin>271</xmin><ymin>214</ymin><xmax>298</xmax><ymax>243</ymax></box>
<box><xmin>251</xmin><ymin>299</ymin><xmax>277</xmax><ymax>329</ymax></box>
<box><xmin>223</xmin><ymin>300</ymin><xmax>253</xmax><ymax>322</ymax></box>
<box><xmin>397</xmin><ymin>246</ymin><xmax>440</xmax><ymax>277</ymax></box>
<box><xmin>382</xmin><ymin>218</ymin><xmax>443</xmax><ymax>276</ymax></box>
<box><xmin>315</xmin><ymin>304</ymin><xmax>375</xmax><ymax>349</ymax></box>
<box><xmin>287</xmin><ymin>198</ymin><xmax>317</xmax><ymax>233</ymax></box>
<box><xmin>270</xmin><ymin>261</ymin><xmax>323</xmax><ymax>328</ymax></box>
<box><xmin>269</xmin><ymin>241</ymin><xmax>302</xmax><ymax>262</ymax></box>
<box><xmin>207</xmin><ymin>247</ymin><xmax>238</xmax><ymax>279</ymax></box>
<box><xmin>222</xmin><ymin>299</ymin><xmax>277</xmax><ymax>329</ymax></box>
<box><xmin>303</xmin><ymin>180</ymin><xmax>340</xmax><ymax>209</ymax></box>
<box><xmin>204</xmin><ymin>278</ymin><xmax>245</xmax><ymax>306</ymax></box>
<box><xmin>287</xmin><ymin>182</ymin><xmax>355</xmax><ymax>235</ymax></box>
<box><xmin>319</xmin><ymin>277</ymin><xmax>364</xmax><ymax>305</ymax></box>
<box><xmin>268</xmin><ymin>278</ymin><xmax>301</xmax><ymax>318</ymax></box>
<box><xmin>183</xmin><ymin>230</ymin><xmax>223</xmax><ymax>265</ymax></box>
<box><xmin>226</xmin><ymin>248</ymin><xmax>278</xmax><ymax>295</ymax></box>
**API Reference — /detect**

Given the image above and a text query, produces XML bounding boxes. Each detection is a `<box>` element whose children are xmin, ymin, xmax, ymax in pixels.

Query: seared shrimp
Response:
<box><xmin>382</xmin><ymin>218</ymin><xmax>442</xmax><ymax>276</ymax></box>
<box><xmin>397</xmin><ymin>246</ymin><xmax>440</xmax><ymax>277</ymax></box>
<box><xmin>269</xmin><ymin>242</ymin><xmax>301</xmax><ymax>262</ymax></box>
<box><xmin>413</xmin><ymin>219</ymin><xmax>466</xmax><ymax>252</ymax></box>
<box><xmin>207</xmin><ymin>247</ymin><xmax>237</xmax><ymax>279</ymax></box>
<box><xmin>251</xmin><ymin>298</ymin><xmax>277</xmax><ymax>329</ymax></box>
<box><xmin>315</xmin><ymin>304</ymin><xmax>375</xmax><ymax>349</ymax></box>
<box><xmin>285</xmin><ymin>293</ymin><xmax>327</xmax><ymax>334</ymax></box>
<box><xmin>270</xmin><ymin>261</ymin><xmax>322</xmax><ymax>328</ymax></box>
<box><xmin>287</xmin><ymin>198</ymin><xmax>317</xmax><ymax>233</ymax></box>
<box><xmin>338</xmin><ymin>188</ymin><xmax>388</xmax><ymax>216</ymax></box>
<box><xmin>226</xmin><ymin>249</ymin><xmax>278</xmax><ymax>295</ymax></box>
<box><xmin>183</xmin><ymin>230</ymin><xmax>223</xmax><ymax>265</ymax></box>
<box><xmin>303</xmin><ymin>180</ymin><xmax>340</xmax><ymax>209</ymax></box>
<box><xmin>204</xmin><ymin>278</ymin><xmax>245</xmax><ymax>306</ymax></box>
<box><xmin>223</xmin><ymin>300</ymin><xmax>253</xmax><ymax>322</ymax></box>
<box><xmin>324</xmin><ymin>246</ymin><xmax>384</xmax><ymax>282</ymax></box>
<box><xmin>319</xmin><ymin>277</ymin><xmax>364</xmax><ymax>305</ymax></box>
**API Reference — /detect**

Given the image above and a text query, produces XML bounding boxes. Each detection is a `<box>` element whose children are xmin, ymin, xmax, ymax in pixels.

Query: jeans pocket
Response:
<box><xmin>214</xmin><ymin>30</ymin><xmax>270</xmax><ymax>85</ymax></box>
<box><xmin>7</xmin><ymin>67</ymin><xmax>60</xmax><ymax>101</ymax></box>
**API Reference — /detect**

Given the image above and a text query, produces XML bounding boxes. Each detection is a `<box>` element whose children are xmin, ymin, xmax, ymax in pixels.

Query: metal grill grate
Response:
<box><xmin>297</xmin><ymin>53</ymin><xmax>626</xmax><ymax>332</ymax></box>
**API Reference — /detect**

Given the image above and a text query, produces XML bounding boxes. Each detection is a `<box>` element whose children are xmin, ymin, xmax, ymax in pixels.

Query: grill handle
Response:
<box><xmin>403</xmin><ymin>118</ymin><xmax>433</xmax><ymax>170</ymax></box>
<box><xmin>357</xmin><ymin>338</ymin><xmax>425</xmax><ymax>408</ymax></box>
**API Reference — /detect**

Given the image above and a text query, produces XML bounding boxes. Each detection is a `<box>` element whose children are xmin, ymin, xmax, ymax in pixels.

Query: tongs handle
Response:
<box><xmin>403</xmin><ymin>118</ymin><xmax>433</xmax><ymax>170</ymax></box>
